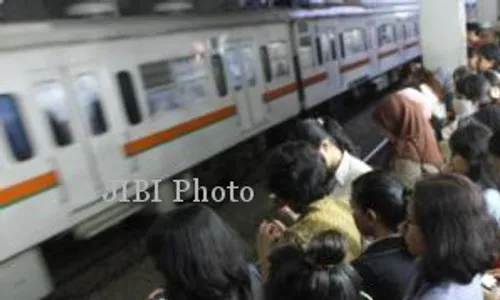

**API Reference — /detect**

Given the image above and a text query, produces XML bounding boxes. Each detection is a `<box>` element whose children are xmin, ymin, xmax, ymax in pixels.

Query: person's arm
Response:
<box><xmin>255</xmin><ymin>220</ymin><xmax>286</xmax><ymax>280</ymax></box>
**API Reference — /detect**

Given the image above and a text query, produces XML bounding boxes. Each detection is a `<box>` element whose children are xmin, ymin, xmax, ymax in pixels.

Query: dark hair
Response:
<box><xmin>481</xmin><ymin>70</ymin><xmax>500</xmax><ymax>87</ymax></box>
<box><xmin>351</xmin><ymin>170</ymin><xmax>406</xmax><ymax>232</ymax></box>
<box><xmin>489</xmin><ymin>130</ymin><xmax>500</xmax><ymax>157</ymax></box>
<box><xmin>266</xmin><ymin>230</ymin><xmax>364</xmax><ymax>300</ymax></box>
<box><xmin>453</xmin><ymin>66</ymin><xmax>473</xmax><ymax>85</ymax></box>
<box><xmin>146</xmin><ymin>204</ymin><xmax>254</xmax><ymax>300</ymax></box>
<box><xmin>467</xmin><ymin>47</ymin><xmax>478</xmax><ymax>59</ymax></box>
<box><xmin>455</xmin><ymin>74</ymin><xmax>491</xmax><ymax>104</ymax></box>
<box><xmin>412</xmin><ymin>173</ymin><xmax>499</xmax><ymax>285</ymax></box>
<box><xmin>478</xmin><ymin>43</ymin><xmax>500</xmax><ymax>69</ymax></box>
<box><xmin>411</xmin><ymin>68</ymin><xmax>445</xmax><ymax>101</ymax></box>
<box><xmin>267</xmin><ymin>141</ymin><xmax>332</xmax><ymax>212</ymax></box>
<box><xmin>467</xmin><ymin>22</ymin><xmax>482</xmax><ymax>35</ymax></box>
<box><xmin>291</xmin><ymin>117</ymin><xmax>360</xmax><ymax>157</ymax></box>
<box><xmin>449</xmin><ymin>121</ymin><xmax>499</xmax><ymax>189</ymax></box>
<box><xmin>473</xmin><ymin>105</ymin><xmax>500</xmax><ymax>132</ymax></box>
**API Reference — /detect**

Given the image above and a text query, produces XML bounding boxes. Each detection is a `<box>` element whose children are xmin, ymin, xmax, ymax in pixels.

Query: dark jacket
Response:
<box><xmin>352</xmin><ymin>236</ymin><xmax>416</xmax><ymax>300</ymax></box>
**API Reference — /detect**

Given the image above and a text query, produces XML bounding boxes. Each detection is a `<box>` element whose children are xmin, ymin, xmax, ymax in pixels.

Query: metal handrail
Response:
<box><xmin>363</xmin><ymin>138</ymin><xmax>389</xmax><ymax>163</ymax></box>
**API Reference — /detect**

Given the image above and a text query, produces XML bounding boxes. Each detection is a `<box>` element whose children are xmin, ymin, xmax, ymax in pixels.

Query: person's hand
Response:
<box><xmin>256</xmin><ymin>220</ymin><xmax>286</xmax><ymax>260</ymax></box>
<box><xmin>147</xmin><ymin>288</ymin><xmax>165</xmax><ymax>300</ymax></box>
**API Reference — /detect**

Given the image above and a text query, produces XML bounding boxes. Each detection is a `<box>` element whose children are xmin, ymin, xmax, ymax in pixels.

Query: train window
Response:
<box><xmin>34</xmin><ymin>81</ymin><xmax>73</xmax><ymax>147</ymax></box>
<box><xmin>260</xmin><ymin>46</ymin><xmax>272</xmax><ymax>83</ymax></box>
<box><xmin>268</xmin><ymin>42</ymin><xmax>290</xmax><ymax>79</ymax></box>
<box><xmin>298</xmin><ymin>21</ymin><xmax>308</xmax><ymax>33</ymax></box>
<box><xmin>226</xmin><ymin>50</ymin><xmax>243</xmax><ymax>91</ymax></box>
<box><xmin>116</xmin><ymin>71</ymin><xmax>142</xmax><ymax>125</ymax></box>
<box><xmin>404</xmin><ymin>22</ymin><xmax>416</xmax><ymax>40</ymax></box>
<box><xmin>315</xmin><ymin>36</ymin><xmax>323</xmax><ymax>65</ymax></box>
<box><xmin>341</xmin><ymin>28</ymin><xmax>367</xmax><ymax>57</ymax></box>
<box><xmin>320</xmin><ymin>34</ymin><xmax>330</xmax><ymax>62</ymax></box>
<box><xmin>140</xmin><ymin>55</ymin><xmax>210</xmax><ymax>115</ymax></box>
<box><xmin>211</xmin><ymin>54</ymin><xmax>228</xmax><ymax>97</ymax></box>
<box><xmin>299</xmin><ymin>36</ymin><xmax>314</xmax><ymax>70</ymax></box>
<box><xmin>75</xmin><ymin>74</ymin><xmax>108</xmax><ymax>136</ymax></box>
<box><xmin>241</xmin><ymin>47</ymin><xmax>257</xmax><ymax>87</ymax></box>
<box><xmin>329</xmin><ymin>33</ymin><xmax>337</xmax><ymax>60</ymax></box>
<box><xmin>0</xmin><ymin>95</ymin><xmax>33</xmax><ymax>161</ymax></box>
<box><xmin>378</xmin><ymin>24</ymin><xmax>396</xmax><ymax>47</ymax></box>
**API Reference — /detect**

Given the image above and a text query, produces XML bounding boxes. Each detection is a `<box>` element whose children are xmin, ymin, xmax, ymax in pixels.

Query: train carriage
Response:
<box><xmin>0</xmin><ymin>4</ymin><xmax>421</xmax><ymax>300</ymax></box>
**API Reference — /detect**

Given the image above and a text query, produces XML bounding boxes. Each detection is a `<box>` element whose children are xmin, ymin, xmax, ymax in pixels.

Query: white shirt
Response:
<box><xmin>453</xmin><ymin>98</ymin><xmax>477</xmax><ymax>118</ymax></box>
<box><xmin>331</xmin><ymin>151</ymin><xmax>372</xmax><ymax>201</ymax></box>
<box><xmin>420</xmin><ymin>84</ymin><xmax>447</xmax><ymax>120</ymax></box>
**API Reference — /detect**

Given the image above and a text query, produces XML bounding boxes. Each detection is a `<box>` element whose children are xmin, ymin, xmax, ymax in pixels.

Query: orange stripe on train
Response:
<box><xmin>340</xmin><ymin>58</ymin><xmax>370</xmax><ymax>73</ymax></box>
<box><xmin>404</xmin><ymin>41</ymin><xmax>420</xmax><ymax>49</ymax></box>
<box><xmin>263</xmin><ymin>82</ymin><xmax>298</xmax><ymax>103</ymax></box>
<box><xmin>124</xmin><ymin>105</ymin><xmax>237</xmax><ymax>157</ymax></box>
<box><xmin>378</xmin><ymin>48</ymin><xmax>399</xmax><ymax>59</ymax></box>
<box><xmin>0</xmin><ymin>171</ymin><xmax>59</xmax><ymax>208</ymax></box>
<box><xmin>303</xmin><ymin>72</ymin><xmax>328</xmax><ymax>87</ymax></box>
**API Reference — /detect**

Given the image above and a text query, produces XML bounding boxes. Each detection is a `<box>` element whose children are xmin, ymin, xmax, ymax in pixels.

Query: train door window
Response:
<box><xmin>299</xmin><ymin>36</ymin><xmax>314</xmax><ymax>70</ymax></box>
<box><xmin>211</xmin><ymin>54</ymin><xmax>228</xmax><ymax>97</ymax></box>
<box><xmin>226</xmin><ymin>49</ymin><xmax>244</xmax><ymax>91</ymax></box>
<box><xmin>329</xmin><ymin>32</ymin><xmax>337</xmax><ymax>60</ymax></box>
<box><xmin>341</xmin><ymin>28</ymin><xmax>367</xmax><ymax>57</ymax></box>
<box><xmin>260</xmin><ymin>46</ymin><xmax>272</xmax><ymax>83</ymax></box>
<box><xmin>315</xmin><ymin>36</ymin><xmax>323</xmax><ymax>65</ymax></box>
<box><xmin>116</xmin><ymin>71</ymin><xmax>141</xmax><ymax>125</ymax></box>
<box><xmin>320</xmin><ymin>34</ymin><xmax>330</xmax><ymax>63</ymax></box>
<box><xmin>241</xmin><ymin>47</ymin><xmax>257</xmax><ymax>87</ymax></box>
<box><xmin>75</xmin><ymin>74</ymin><xmax>108</xmax><ymax>136</ymax></box>
<box><xmin>378</xmin><ymin>24</ymin><xmax>396</xmax><ymax>47</ymax></box>
<box><xmin>34</xmin><ymin>81</ymin><xmax>73</xmax><ymax>147</ymax></box>
<box><xmin>0</xmin><ymin>95</ymin><xmax>33</xmax><ymax>161</ymax></box>
<box><xmin>298</xmin><ymin>21</ymin><xmax>309</xmax><ymax>34</ymax></box>
<box><xmin>268</xmin><ymin>41</ymin><xmax>290</xmax><ymax>79</ymax></box>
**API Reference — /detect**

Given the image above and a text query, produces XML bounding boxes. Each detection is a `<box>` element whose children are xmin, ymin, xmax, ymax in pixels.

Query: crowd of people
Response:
<box><xmin>144</xmin><ymin>22</ymin><xmax>500</xmax><ymax>300</ymax></box>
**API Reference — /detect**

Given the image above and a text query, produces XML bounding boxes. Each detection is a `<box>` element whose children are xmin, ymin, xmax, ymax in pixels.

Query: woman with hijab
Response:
<box><xmin>374</xmin><ymin>93</ymin><xmax>444</xmax><ymax>189</ymax></box>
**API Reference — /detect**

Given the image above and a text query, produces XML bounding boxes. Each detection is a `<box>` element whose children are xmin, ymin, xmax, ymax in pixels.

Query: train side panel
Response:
<box><xmin>336</xmin><ymin>16</ymin><xmax>373</xmax><ymax>91</ymax></box>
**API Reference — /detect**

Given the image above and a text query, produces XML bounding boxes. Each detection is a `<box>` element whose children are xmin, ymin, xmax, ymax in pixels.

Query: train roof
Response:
<box><xmin>0</xmin><ymin>4</ymin><xmax>419</xmax><ymax>52</ymax></box>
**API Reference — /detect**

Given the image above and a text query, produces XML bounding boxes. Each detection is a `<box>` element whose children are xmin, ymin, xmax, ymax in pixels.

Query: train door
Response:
<box><xmin>30</xmin><ymin>69</ymin><xmax>100</xmax><ymax>210</ymax></box>
<box><xmin>326</xmin><ymin>28</ymin><xmax>340</xmax><ymax>93</ymax></box>
<box><xmin>224</xmin><ymin>41</ymin><xmax>266</xmax><ymax>131</ymax></box>
<box><xmin>63</xmin><ymin>63</ymin><xmax>128</xmax><ymax>202</ymax></box>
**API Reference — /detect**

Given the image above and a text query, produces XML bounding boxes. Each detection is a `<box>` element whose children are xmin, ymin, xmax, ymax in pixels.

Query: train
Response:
<box><xmin>0</xmin><ymin>3</ymin><xmax>421</xmax><ymax>299</ymax></box>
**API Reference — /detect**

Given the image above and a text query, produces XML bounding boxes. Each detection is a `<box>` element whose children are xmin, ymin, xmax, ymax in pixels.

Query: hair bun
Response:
<box><xmin>303</xmin><ymin>230</ymin><xmax>347</xmax><ymax>269</ymax></box>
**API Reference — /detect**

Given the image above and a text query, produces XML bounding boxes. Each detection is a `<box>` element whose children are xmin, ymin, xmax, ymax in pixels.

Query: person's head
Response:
<box><xmin>455</xmin><ymin>74</ymin><xmax>491</xmax><ymax>105</ymax></box>
<box><xmin>467</xmin><ymin>22</ymin><xmax>482</xmax><ymax>44</ymax></box>
<box><xmin>473</xmin><ymin>105</ymin><xmax>500</xmax><ymax>132</ymax></box>
<box><xmin>481</xmin><ymin>70</ymin><xmax>500</xmax><ymax>102</ymax></box>
<box><xmin>146</xmin><ymin>204</ymin><xmax>252</xmax><ymax>300</ymax></box>
<box><xmin>414</xmin><ymin>68</ymin><xmax>446</xmax><ymax>101</ymax></box>
<box><xmin>448</xmin><ymin>121</ymin><xmax>498</xmax><ymax>188</ymax></box>
<box><xmin>468</xmin><ymin>47</ymin><xmax>479</xmax><ymax>71</ymax></box>
<box><xmin>267</xmin><ymin>141</ymin><xmax>332</xmax><ymax>213</ymax></box>
<box><xmin>350</xmin><ymin>170</ymin><xmax>406</xmax><ymax>238</ymax></box>
<box><xmin>266</xmin><ymin>230</ymin><xmax>365</xmax><ymax>300</ymax></box>
<box><xmin>489</xmin><ymin>130</ymin><xmax>500</xmax><ymax>175</ymax></box>
<box><xmin>403</xmin><ymin>173</ymin><xmax>498</xmax><ymax>285</ymax></box>
<box><xmin>477</xmin><ymin>43</ymin><xmax>500</xmax><ymax>72</ymax></box>
<box><xmin>290</xmin><ymin>117</ymin><xmax>359</xmax><ymax>169</ymax></box>
<box><xmin>453</xmin><ymin>66</ymin><xmax>474</xmax><ymax>91</ymax></box>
